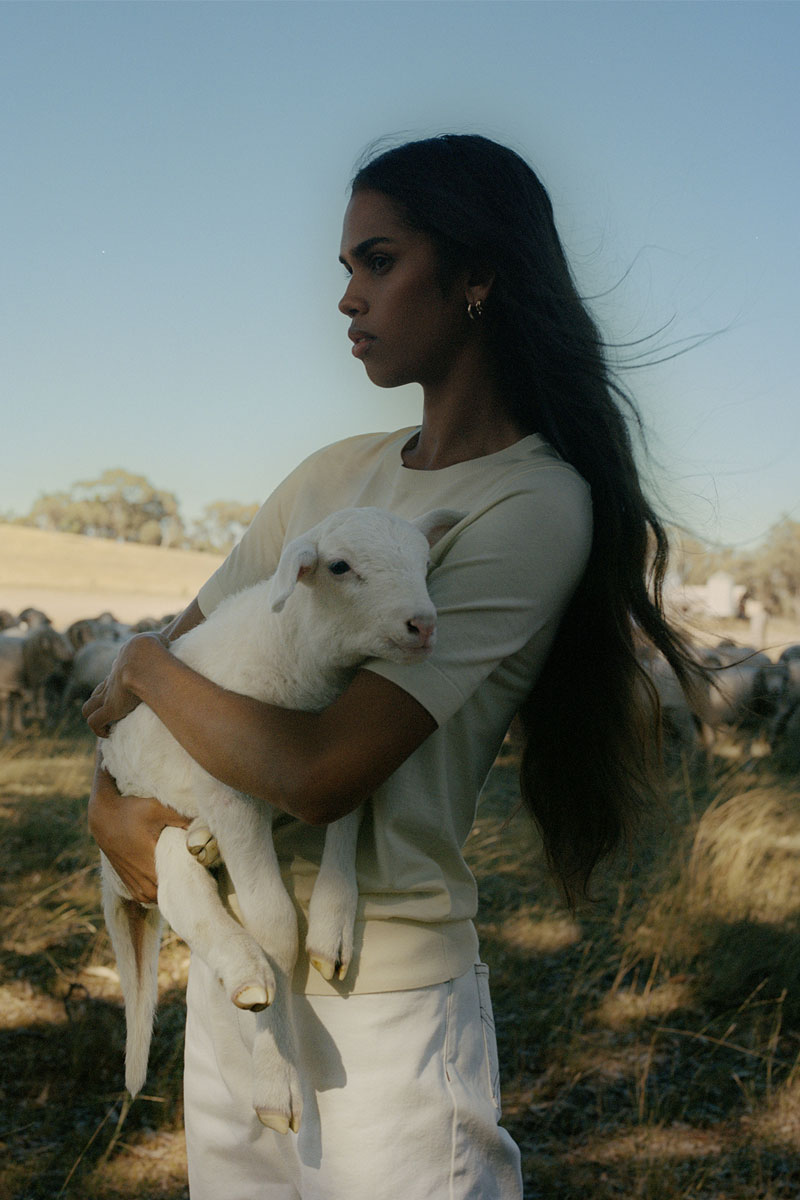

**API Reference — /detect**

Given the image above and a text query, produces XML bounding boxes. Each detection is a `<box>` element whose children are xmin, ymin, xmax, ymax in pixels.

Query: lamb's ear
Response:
<box><xmin>413</xmin><ymin>508</ymin><xmax>467</xmax><ymax>549</ymax></box>
<box><xmin>269</xmin><ymin>538</ymin><xmax>318</xmax><ymax>612</ymax></box>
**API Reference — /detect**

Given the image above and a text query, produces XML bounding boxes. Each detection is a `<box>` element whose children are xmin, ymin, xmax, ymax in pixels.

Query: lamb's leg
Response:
<box><xmin>211</xmin><ymin>799</ymin><xmax>303</xmax><ymax>1135</ymax></box>
<box><xmin>155</xmin><ymin>827</ymin><xmax>277</xmax><ymax>1012</ymax></box>
<box><xmin>306</xmin><ymin>806</ymin><xmax>362</xmax><ymax>981</ymax></box>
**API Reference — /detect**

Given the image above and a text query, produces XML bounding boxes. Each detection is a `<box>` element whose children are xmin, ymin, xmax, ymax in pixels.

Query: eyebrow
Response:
<box><xmin>338</xmin><ymin>236</ymin><xmax>396</xmax><ymax>266</ymax></box>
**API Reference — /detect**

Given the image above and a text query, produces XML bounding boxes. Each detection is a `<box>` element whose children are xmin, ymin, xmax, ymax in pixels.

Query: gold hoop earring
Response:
<box><xmin>467</xmin><ymin>298</ymin><xmax>484</xmax><ymax>321</ymax></box>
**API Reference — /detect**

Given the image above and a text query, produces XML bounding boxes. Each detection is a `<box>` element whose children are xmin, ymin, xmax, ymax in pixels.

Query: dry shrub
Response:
<box><xmin>688</xmin><ymin>785</ymin><xmax>800</xmax><ymax>924</ymax></box>
<box><xmin>628</xmin><ymin>780</ymin><xmax>800</xmax><ymax>1023</ymax></box>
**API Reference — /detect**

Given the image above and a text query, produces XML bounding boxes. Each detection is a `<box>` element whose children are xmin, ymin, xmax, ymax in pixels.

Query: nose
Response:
<box><xmin>406</xmin><ymin>616</ymin><xmax>436</xmax><ymax>649</ymax></box>
<box><xmin>338</xmin><ymin>277</ymin><xmax>367</xmax><ymax>318</ymax></box>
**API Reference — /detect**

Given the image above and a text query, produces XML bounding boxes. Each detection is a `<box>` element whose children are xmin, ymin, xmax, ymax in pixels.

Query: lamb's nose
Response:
<box><xmin>406</xmin><ymin>617</ymin><xmax>436</xmax><ymax>648</ymax></box>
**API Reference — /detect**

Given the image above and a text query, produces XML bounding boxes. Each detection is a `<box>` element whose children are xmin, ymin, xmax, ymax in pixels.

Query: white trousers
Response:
<box><xmin>184</xmin><ymin>957</ymin><xmax>523</xmax><ymax>1199</ymax></box>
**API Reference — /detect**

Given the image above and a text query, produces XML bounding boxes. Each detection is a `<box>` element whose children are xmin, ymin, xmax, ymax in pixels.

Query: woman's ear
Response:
<box><xmin>465</xmin><ymin>262</ymin><xmax>496</xmax><ymax>307</ymax></box>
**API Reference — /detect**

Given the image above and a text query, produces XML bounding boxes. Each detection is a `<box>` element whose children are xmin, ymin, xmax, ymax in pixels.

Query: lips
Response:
<box><xmin>348</xmin><ymin>328</ymin><xmax>375</xmax><ymax>359</ymax></box>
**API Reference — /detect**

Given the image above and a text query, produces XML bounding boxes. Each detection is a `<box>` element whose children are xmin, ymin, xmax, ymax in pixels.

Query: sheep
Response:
<box><xmin>693</xmin><ymin>642</ymin><xmax>790</xmax><ymax>757</ymax></box>
<box><xmin>0</xmin><ymin>636</ymin><xmax>26</xmax><ymax>740</ymax></box>
<box><xmin>66</xmin><ymin>617</ymin><xmax>111</xmax><ymax>651</ymax></box>
<box><xmin>63</xmin><ymin>636</ymin><xmax>134</xmax><ymax>711</ymax></box>
<box><xmin>18</xmin><ymin>606</ymin><xmax>52</xmax><ymax>630</ymax></box>
<box><xmin>0</xmin><ymin>627</ymin><xmax>73</xmax><ymax>736</ymax></box>
<box><xmin>99</xmin><ymin>505</ymin><xmax>462</xmax><ymax>1135</ymax></box>
<box><xmin>638</xmin><ymin>646</ymin><xmax>703</xmax><ymax>767</ymax></box>
<box><xmin>767</xmin><ymin>645</ymin><xmax>800</xmax><ymax>757</ymax></box>
<box><xmin>21</xmin><ymin>626</ymin><xmax>74</xmax><ymax>722</ymax></box>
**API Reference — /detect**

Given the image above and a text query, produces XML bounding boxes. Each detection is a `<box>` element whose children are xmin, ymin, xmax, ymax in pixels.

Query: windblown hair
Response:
<box><xmin>353</xmin><ymin>133</ymin><xmax>700</xmax><ymax>905</ymax></box>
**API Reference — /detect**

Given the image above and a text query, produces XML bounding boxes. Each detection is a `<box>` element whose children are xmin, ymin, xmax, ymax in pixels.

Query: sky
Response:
<box><xmin>2</xmin><ymin>0</ymin><xmax>798</xmax><ymax>550</ymax></box>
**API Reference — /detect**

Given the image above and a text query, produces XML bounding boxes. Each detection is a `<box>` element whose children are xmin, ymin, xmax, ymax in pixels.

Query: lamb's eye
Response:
<box><xmin>328</xmin><ymin>560</ymin><xmax>351</xmax><ymax>576</ymax></box>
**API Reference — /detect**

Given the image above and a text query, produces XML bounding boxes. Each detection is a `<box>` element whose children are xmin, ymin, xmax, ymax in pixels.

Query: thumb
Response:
<box><xmin>161</xmin><ymin>804</ymin><xmax>190</xmax><ymax>830</ymax></box>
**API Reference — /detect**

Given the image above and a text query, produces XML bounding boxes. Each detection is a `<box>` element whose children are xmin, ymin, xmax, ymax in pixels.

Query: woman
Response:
<box><xmin>85</xmin><ymin>134</ymin><xmax>695</xmax><ymax>1199</ymax></box>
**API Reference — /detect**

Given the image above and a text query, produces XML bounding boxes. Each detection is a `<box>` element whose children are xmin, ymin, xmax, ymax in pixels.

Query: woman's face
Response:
<box><xmin>338</xmin><ymin>190</ymin><xmax>472</xmax><ymax>390</ymax></box>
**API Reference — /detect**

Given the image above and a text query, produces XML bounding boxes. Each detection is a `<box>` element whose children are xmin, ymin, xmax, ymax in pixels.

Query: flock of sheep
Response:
<box><xmin>3</xmin><ymin>599</ymin><xmax>800</xmax><ymax>770</ymax></box>
<box><xmin>643</xmin><ymin>637</ymin><xmax>800</xmax><ymax>766</ymax></box>
<box><xmin>0</xmin><ymin>604</ymin><xmax>171</xmax><ymax>740</ymax></box>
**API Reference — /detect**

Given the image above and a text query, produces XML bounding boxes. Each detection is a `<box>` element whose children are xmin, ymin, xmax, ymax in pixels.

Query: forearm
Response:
<box><xmin>162</xmin><ymin>597</ymin><xmax>206</xmax><ymax>642</ymax></box>
<box><xmin>119</xmin><ymin>637</ymin><xmax>324</xmax><ymax>816</ymax></box>
<box><xmin>113</xmin><ymin>635</ymin><xmax>435</xmax><ymax>825</ymax></box>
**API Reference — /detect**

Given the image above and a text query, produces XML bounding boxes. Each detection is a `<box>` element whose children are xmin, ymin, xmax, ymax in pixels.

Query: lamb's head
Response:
<box><xmin>268</xmin><ymin>507</ymin><xmax>465</xmax><ymax>666</ymax></box>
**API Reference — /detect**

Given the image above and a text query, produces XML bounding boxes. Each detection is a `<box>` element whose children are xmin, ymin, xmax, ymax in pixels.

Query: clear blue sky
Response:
<box><xmin>2</xmin><ymin>1</ymin><xmax>798</xmax><ymax>549</ymax></box>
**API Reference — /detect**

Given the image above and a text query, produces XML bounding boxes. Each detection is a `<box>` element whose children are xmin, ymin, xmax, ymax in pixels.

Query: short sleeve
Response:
<box><xmin>363</xmin><ymin>467</ymin><xmax>592</xmax><ymax>727</ymax></box>
<box><xmin>196</xmin><ymin>450</ymin><xmax>324</xmax><ymax>616</ymax></box>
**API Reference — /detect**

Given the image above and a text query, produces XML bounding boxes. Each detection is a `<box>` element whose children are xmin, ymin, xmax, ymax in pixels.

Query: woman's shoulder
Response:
<box><xmin>472</xmin><ymin>434</ymin><xmax>591</xmax><ymax>510</ymax></box>
<box><xmin>300</xmin><ymin>427</ymin><xmax>415</xmax><ymax>470</ymax></box>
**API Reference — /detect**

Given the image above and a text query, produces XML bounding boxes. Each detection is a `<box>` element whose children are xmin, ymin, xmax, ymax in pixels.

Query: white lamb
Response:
<box><xmin>99</xmin><ymin>505</ymin><xmax>462</xmax><ymax>1135</ymax></box>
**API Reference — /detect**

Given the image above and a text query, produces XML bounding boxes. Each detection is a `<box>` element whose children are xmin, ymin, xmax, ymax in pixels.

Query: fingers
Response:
<box><xmin>124</xmin><ymin>874</ymin><xmax>159</xmax><ymax>907</ymax></box>
<box><xmin>162</xmin><ymin>806</ymin><xmax>191</xmax><ymax>830</ymax></box>
<box><xmin>82</xmin><ymin>682</ymin><xmax>110</xmax><ymax>736</ymax></box>
<box><xmin>81</xmin><ymin>682</ymin><xmax>103</xmax><ymax>718</ymax></box>
<box><xmin>84</xmin><ymin>705</ymin><xmax>112</xmax><ymax>739</ymax></box>
<box><xmin>81</xmin><ymin>674</ymin><xmax>140</xmax><ymax>737</ymax></box>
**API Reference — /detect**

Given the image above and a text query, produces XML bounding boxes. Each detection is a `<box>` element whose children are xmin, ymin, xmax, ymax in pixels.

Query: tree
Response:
<box><xmin>26</xmin><ymin>469</ymin><xmax>185</xmax><ymax>546</ymax></box>
<box><xmin>739</xmin><ymin>518</ymin><xmax>800</xmax><ymax>617</ymax></box>
<box><xmin>189</xmin><ymin>500</ymin><xmax>259</xmax><ymax>553</ymax></box>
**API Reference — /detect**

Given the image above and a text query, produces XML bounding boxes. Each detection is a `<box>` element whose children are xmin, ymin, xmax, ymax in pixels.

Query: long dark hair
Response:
<box><xmin>353</xmin><ymin>133</ymin><xmax>700</xmax><ymax>905</ymax></box>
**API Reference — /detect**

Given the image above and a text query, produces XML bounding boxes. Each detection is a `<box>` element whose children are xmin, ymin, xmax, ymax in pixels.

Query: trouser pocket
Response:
<box><xmin>474</xmin><ymin>962</ymin><xmax>502</xmax><ymax>1116</ymax></box>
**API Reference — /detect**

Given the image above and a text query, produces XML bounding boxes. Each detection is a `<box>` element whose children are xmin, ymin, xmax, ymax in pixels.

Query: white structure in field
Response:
<box><xmin>665</xmin><ymin>570</ymin><xmax>747</xmax><ymax>621</ymax></box>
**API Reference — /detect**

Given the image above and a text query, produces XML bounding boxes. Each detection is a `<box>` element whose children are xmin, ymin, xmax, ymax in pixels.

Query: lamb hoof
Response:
<box><xmin>233</xmin><ymin>983</ymin><xmax>271</xmax><ymax>1011</ymax></box>
<box><xmin>256</xmin><ymin>1109</ymin><xmax>296</xmax><ymax>1134</ymax></box>
<box><xmin>309</xmin><ymin>952</ymin><xmax>349</xmax><ymax>982</ymax></box>
<box><xmin>308</xmin><ymin>953</ymin><xmax>335</xmax><ymax>982</ymax></box>
<box><xmin>307</xmin><ymin>940</ymin><xmax>350</xmax><ymax>981</ymax></box>
<box><xmin>186</xmin><ymin>821</ymin><xmax>221</xmax><ymax>868</ymax></box>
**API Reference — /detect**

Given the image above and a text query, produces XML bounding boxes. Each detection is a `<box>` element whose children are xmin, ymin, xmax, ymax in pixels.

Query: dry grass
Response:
<box><xmin>0</xmin><ymin>523</ymin><xmax>223</xmax><ymax>627</ymax></box>
<box><xmin>3</xmin><ymin>732</ymin><xmax>800</xmax><ymax>1197</ymax></box>
<box><xmin>470</xmin><ymin>755</ymin><xmax>800</xmax><ymax>1199</ymax></box>
<box><xmin>5</xmin><ymin>527</ymin><xmax>799</xmax><ymax>1195</ymax></box>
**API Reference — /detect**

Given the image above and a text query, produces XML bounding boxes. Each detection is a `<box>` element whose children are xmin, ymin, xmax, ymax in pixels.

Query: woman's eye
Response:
<box><xmin>328</xmin><ymin>560</ymin><xmax>351</xmax><ymax>576</ymax></box>
<box><xmin>369</xmin><ymin>254</ymin><xmax>392</xmax><ymax>274</ymax></box>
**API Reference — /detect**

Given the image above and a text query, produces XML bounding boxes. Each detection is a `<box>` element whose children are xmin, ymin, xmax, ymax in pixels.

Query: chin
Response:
<box><xmin>363</xmin><ymin>362</ymin><xmax>414</xmax><ymax>390</ymax></box>
<box><xmin>365</xmin><ymin>372</ymin><xmax>404</xmax><ymax>390</ymax></box>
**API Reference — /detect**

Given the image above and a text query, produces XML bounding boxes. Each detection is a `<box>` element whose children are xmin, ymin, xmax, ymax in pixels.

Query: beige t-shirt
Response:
<box><xmin>197</xmin><ymin>428</ymin><xmax>592</xmax><ymax>995</ymax></box>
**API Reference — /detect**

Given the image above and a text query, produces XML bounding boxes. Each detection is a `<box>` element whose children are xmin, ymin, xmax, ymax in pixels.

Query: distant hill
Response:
<box><xmin>0</xmin><ymin>523</ymin><xmax>225</xmax><ymax>628</ymax></box>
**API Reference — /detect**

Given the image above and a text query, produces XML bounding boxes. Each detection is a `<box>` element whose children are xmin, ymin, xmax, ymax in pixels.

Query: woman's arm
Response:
<box><xmin>84</xmin><ymin>626</ymin><xmax>437</xmax><ymax>827</ymax></box>
<box><xmin>164</xmin><ymin>597</ymin><xmax>206</xmax><ymax>640</ymax></box>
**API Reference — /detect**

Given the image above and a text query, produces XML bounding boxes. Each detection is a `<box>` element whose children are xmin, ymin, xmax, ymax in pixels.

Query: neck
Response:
<box><xmin>403</xmin><ymin>366</ymin><xmax>527</xmax><ymax>471</ymax></box>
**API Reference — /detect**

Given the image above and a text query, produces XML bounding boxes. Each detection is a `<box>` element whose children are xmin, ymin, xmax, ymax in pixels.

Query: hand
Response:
<box><xmin>89</xmin><ymin>763</ymin><xmax>187</xmax><ymax>905</ymax></box>
<box><xmin>82</xmin><ymin>632</ymin><xmax>169</xmax><ymax>737</ymax></box>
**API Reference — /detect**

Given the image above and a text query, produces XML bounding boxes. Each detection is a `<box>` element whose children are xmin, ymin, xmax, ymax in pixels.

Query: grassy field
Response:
<box><xmin>3</xmin><ymin>525</ymin><xmax>799</xmax><ymax>1195</ymax></box>
<box><xmin>0</xmin><ymin>523</ymin><xmax>223</xmax><ymax>627</ymax></box>
<box><xmin>2</xmin><ymin>722</ymin><xmax>800</xmax><ymax>1198</ymax></box>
